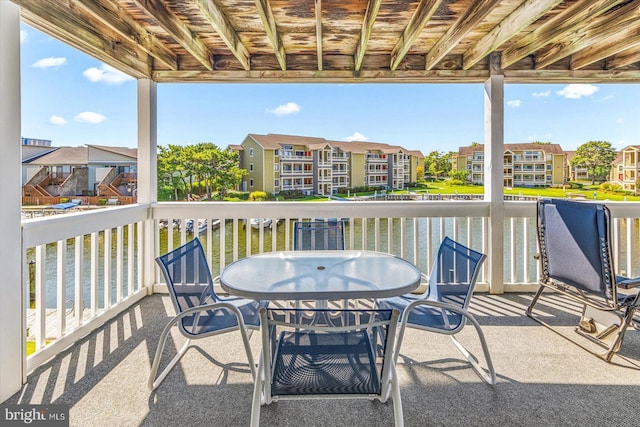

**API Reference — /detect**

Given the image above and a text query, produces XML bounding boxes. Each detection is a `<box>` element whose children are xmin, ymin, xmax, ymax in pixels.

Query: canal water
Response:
<box><xmin>29</xmin><ymin>218</ymin><xmax>638</xmax><ymax>309</ymax></box>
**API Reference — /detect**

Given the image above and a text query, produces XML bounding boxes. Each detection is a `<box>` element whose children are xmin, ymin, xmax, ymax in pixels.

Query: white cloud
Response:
<box><xmin>266</xmin><ymin>102</ymin><xmax>301</xmax><ymax>116</ymax></box>
<box><xmin>83</xmin><ymin>64</ymin><xmax>134</xmax><ymax>85</ymax></box>
<box><xmin>556</xmin><ymin>84</ymin><xmax>599</xmax><ymax>99</ymax></box>
<box><xmin>600</xmin><ymin>94</ymin><xmax>614</xmax><ymax>102</ymax></box>
<box><xmin>345</xmin><ymin>132</ymin><xmax>368</xmax><ymax>142</ymax></box>
<box><xmin>32</xmin><ymin>57</ymin><xmax>66</xmax><ymax>69</ymax></box>
<box><xmin>507</xmin><ymin>100</ymin><xmax>521</xmax><ymax>108</ymax></box>
<box><xmin>532</xmin><ymin>90</ymin><xmax>550</xmax><ymax>97</ymax></box>
<box><xmin>20</xmin><ymin>30</ymin><xmax>28</xmax><ymax>43</ymax></box>
<box><xmin>49</xmin><ymin>115</ymin><xmax>66</xmax><ymax>126</ymax></box>
<box><xmin>74</xmin><ymin>112</ymin><xmax>106</xmax><ymax>124</ymax></box>
<box><xmin>616</xmin><ymin>118</ymin><xmax>624</xmax><ymax>124</ymax></box>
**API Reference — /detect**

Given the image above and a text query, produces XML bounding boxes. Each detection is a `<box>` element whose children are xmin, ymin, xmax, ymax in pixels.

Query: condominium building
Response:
<box><xmin>564</xmin><ymin>151</ymin><xmax>589</xmax><ymax>181</ymax></box>
<box><xmin>452</xmin><ymin>143</ymin><xmax>566</xmax><ymax>187</ymax></box>
<box><xmin>612</xmin><ymin>145</ymin><xmax>640</xmax><ymax>193</ymax></box>
<box><xmin>232</xmin><ymin>134</ymin><xmax>424</xmax><ymax>195</ymax></box>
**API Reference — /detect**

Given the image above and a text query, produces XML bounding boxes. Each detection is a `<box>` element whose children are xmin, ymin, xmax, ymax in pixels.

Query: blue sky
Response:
<box><xmin>20</xmin><ymin>24</ymin><xmax>640</xmax><ymax>155</ymax></box>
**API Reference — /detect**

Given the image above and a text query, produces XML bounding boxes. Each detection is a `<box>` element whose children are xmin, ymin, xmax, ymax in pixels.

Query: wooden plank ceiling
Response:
<box><xmin>13</xmin><ymin>0</ymin><xmax>640</xmax><ymax>83</ymax></box>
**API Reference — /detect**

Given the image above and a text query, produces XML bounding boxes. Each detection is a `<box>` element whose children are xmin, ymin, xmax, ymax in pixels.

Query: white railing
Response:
<box><xmin>20</xmin><ymin>200</ymin><xmax>640</xmax><ymax>374</ymax></box>
<box><xmin>21</xmin><ymin>205</ymin><xmax>148</xmax><ymax>372</ymax></box>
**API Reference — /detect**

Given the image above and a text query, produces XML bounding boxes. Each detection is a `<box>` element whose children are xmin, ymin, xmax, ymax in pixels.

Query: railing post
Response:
<box><xmin>484</xmin><ymin>54</ymin><xmax>505</xmax><ymax>294</ymax></box>
<box><xmin>137</xmin><ymin>79</ymin><xmax>158</xmax><ymax>290</ymax></box>
<box><xmin>0</xmin><ymin>0</ymin><xmax>24</xmax><ymax>402</ymax></box>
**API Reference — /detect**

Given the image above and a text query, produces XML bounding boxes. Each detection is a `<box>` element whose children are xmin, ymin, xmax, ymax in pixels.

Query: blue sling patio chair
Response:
<box><xmin>250</xmin><ymin>307</ymin><xmax>403</xmax><ymax>426</ymax></box>
<box><xmin>293</xmin><ymin>219</ymin><xmax>345</xmax><ymax>251</ymax></box>
<box><xmin>376</xmin><ymin>236</ymin><xmax>496</xmax><ymax>385</ymax></box>
<box><xmin>148</xmin><ymin>238</ymin><xmax>269</xmax><ymax>390</ymax></box>
<box><xmin>526</xmin><ymin>198</ymin><xmax>640</xmax><ymax>362</ymax></box>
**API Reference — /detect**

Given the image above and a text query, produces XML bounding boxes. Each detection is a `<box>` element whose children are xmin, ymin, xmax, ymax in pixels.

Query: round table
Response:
<box><xmin>219</xmin><ymin>250</ymin><xmax>422</xmax><ymax>301</ymax></box>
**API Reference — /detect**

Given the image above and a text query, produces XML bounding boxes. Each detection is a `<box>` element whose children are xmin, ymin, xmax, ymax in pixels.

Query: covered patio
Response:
<box><xmin>2</xmin><ymin>0</ymin><xmax>640</xmax><ymax>424</ymax></box>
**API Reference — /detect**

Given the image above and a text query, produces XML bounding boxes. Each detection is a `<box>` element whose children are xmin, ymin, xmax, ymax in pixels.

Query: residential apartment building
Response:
<box><xmin>611</xmin><ymin>145</ymin><xmax>640</xmax><ymax>193</ymax></box>
<box><xmin>452</xmin><ymin>143</ymin><xmax>566</xmax><ymax>187</ymax></box>
<box><xmin>564</xmin><ymin>151</ymin><xmax>589</xmax><ymax>181</ymax></box>
<box><xmin>233</xmin><ymin>134</ymin><xmax>424</xmax><ymax>195</ymax></box>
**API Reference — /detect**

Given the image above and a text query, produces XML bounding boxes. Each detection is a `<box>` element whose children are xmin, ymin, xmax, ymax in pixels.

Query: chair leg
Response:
<box><xmin>391</xmin><ymin>364</ymin><xmax>404</xmax><ymax>427</ymax></box>
<box><xmin>250</xmin><ymin>358</ymin><xmax>265</xmax><ymax>427</ymax></box>
<box><xmin>148</xmin><ymin>336</ymin><xmax>192</xmax><ymax>391</ymax></box>
<box><xmin>451</xmin><ymin>312</ymin><xmax>496</xmax><ymax>385</ymax></box>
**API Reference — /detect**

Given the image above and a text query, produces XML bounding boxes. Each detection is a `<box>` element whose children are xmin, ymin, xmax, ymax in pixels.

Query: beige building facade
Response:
<box><xmin>233</xmin><ymin>134</ymin><xmax>424</xmax><ymax>195</ymax></box>
<box><xmin>452</xmin><ymin>143</ymin><xmax>567</xmax><ymax>187</ymax></box>
<box><xmin>611</xmin><ymin>145</ymin><xmax>640</xmax><ymax>193</ymax></box>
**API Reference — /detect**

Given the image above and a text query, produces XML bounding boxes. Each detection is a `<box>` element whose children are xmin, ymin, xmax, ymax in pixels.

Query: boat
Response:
<box><xmin>250</xmin><ymin>218</ymin><xmax>273</xmax><ymax>229</ymax></box>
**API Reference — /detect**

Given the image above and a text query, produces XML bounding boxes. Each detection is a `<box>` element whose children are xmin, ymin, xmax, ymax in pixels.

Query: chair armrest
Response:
<box><xmin>617</xmin><ymin>276</ymin><xmax>640</xmax><ymax>289</ymax></box>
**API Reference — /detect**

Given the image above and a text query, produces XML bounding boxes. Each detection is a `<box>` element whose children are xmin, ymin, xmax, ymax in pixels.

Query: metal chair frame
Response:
<box><xmin>526</xmin><ymin>198</ymin><xmax>640</xmax><ymax>362</ymax></box>
<box><xmin>251</xmin><ymin>307</ymin><xmax>403</xmax><ymax>426</ymax></box>
<box><xmin>149</xmin><ymin>238</ymin><xmax>266</xmax><ymax>390</ymax></box>
<box><xmin>378</xmin><ymin>236</ymin><xmax>495</xmax><ymax>385</ymax></box>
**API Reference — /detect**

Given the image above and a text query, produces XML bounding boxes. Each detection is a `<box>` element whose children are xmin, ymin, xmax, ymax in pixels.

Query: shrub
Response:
<box><xmin>97</xmin><ymin>198</ymin><xmax>107</xmax><ymax>206</ymax></box>
<box><xmin>277</xmin><ymin>189</ymin><xmax>304</xmax><ymax>200</ymax></box>
<box><xmin>59</xmin><ymin>197</ymin><xmax>69</xmax><ymax>203</ymax></box>
<box><xmin>249</xmin><ymin>191</ymin><xmax>267</xmax><ymax>201</ymax></box>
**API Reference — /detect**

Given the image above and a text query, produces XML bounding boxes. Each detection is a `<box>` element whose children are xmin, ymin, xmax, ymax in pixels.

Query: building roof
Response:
<box><xmin>87</xmin><ymin>145</ymin><xmax>137</xmax><ymax>159</ymax></box>
<box><xmin>24</xmin><ymin>147</ymin><xmax>88</xmax><ymax>166</ymax></box>
<box><xmin>246</xmin><ymin>133</ymin><xmax>423</xmax><ymax>157</ymax></box>
<box><xmin>458</xmin><ymin>143</ymin><xmax>565</xmax><ymax>155</ymax></box>
<box><xmin>15</xmin><ymin>1</ymin><xmax>640</xmax><ymax>84</ymax></box>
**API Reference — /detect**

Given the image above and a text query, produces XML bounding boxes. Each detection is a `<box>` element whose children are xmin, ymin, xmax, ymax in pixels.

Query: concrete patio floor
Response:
<box><xmin>5</xmin><ymin>292</ymin><xmax>640</xmax><ymax>426</ymax></box>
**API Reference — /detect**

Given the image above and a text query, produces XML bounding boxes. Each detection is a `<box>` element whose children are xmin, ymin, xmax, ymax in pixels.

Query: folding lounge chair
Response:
<box><xmin>251</xmin><ymin>308</ymin><xmax>403</xmax><ymax>426</ymax></box>
<box><xmin>377</xmin><ymin>236</ymin><xmax>495</xmax><ymax>384</ymax></box>
<box><xmin>148</xmin><ymin>238</ymin><xmax>268</xmax><ymax>390</ymax></box>
<box><xmin>527</xmin><ymin>198</ymin><xmax>640</xmax><ymax>362</ymax></box>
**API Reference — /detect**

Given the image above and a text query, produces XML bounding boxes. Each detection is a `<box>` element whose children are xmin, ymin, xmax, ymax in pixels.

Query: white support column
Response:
<box><xmin>484</xmin><ymin>67</ymin><xmax>505</xmax><ymax>294</ymax></box>
<box><xmin>0</xmin><ymin>0</ymin><xmax>25</xmax><ymax>402</ymax></box>
<box><xmin>137</xmin><ymin>79</ymin><xmax>158</xmax><ymax>291</ymax></box>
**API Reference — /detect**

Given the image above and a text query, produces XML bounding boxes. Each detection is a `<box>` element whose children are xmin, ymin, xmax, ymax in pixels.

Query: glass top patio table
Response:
<box><xmin>219</xmin><ymin>250</ymin><xmax>422</xmax><ymax>301</ymax></box>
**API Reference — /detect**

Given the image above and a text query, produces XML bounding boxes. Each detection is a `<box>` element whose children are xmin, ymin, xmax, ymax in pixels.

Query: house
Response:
<box><xmin>22</xmin><ymin>144</ymin><xmax>137</xmax><ymax>200</ymax></box>
<box><xmin>233</xmin><ymin>133</ymin><xmax>424</xmax><ymax>195</ymax></box>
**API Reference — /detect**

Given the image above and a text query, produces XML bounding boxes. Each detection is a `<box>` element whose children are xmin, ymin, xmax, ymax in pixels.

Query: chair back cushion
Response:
<box><xmin>426</xmin><ymin>237</ymin><xmax>486</xmax><ymax>309</ymax></box>
<box><xmin>293</xmin><ymin>220</ymin><xmax>345</xmax><ymax>250</ymax></box>
<box><xmin>537</xmin><ymin>199</ymin><xmax>614</xmax><ymax>300</ymax></box>
<box><xmin>262</xmin><ymin>308</ymin><xmax>399</xmax><ymax>398</ymax></box>
<box><xmin>156</xmin><ymin>238</ymin><xmax>220</xmax><ymax>332</ymax></box>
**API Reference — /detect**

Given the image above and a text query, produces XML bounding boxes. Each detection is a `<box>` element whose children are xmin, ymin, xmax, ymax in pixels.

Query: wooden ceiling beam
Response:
<box><xmin>463</xmin><ymin>0</ymin><xmax>561</xmax><ymax>70</ymax></box>
<box><xmin>315</xmin><ymin>0</ymin><xmax>323</xmax><ymax>71</ymax></box>
<box><xmin>607</xmin><ymin>47</ymin><xmax>640</xmax><ymax>69</ymax></box>
<box><xmin>535</xmin><ymin>1</ymin><xmax>640</xmax><ymax>69</ymax></box>
<box><xmin>16</xmin><ymin>0</ymin><xmax>150</xmax><ymax>78</ymax></box>
<box><xmin>501</xmin><ymin>0</ymin><xmax>627</xmax><ymax>69</ymax></box>
<box><xmin>254</xmin><ymin>0</ymin><xmax>286</xmax><ymax>70</ymax></box>
<box><xmin>132</xmin><ymin>0</ymin><xmax>214</xmax><ymax>71</ymax></box>
<box><xmin>354</xmin><ymin>0</ymin><xmax>383</xmax><ymax>71</ymax></box>
<box><xmin>571</xmin><ymin>25</ymin><xmax>640</xmax><ymax>70</ymax></box>
<box><xmin>152</xmin><ymin>67</ymin><xmax>640</xmax><ymax>83</ymax></box>
<box><xmin>195</xmin><ymin>0</ymin><xmax>250</xmax><ymax>71</ymax></box>
<box><xmin>69</xmin><ymin>0</ymin><xmax>177</xmax><ymax>70</ymax></box>
<box><xmin>390</xmin><ymin>0</ymin><xmax>443</xmax><ymax>71</ymax></box>
<box><xmin>426</xmin><ymin>0</ymin><xmax>501</xmax><ymax>70</ymax></box>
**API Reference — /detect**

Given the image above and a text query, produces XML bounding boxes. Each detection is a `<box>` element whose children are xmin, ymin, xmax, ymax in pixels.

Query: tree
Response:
<box><xmin>570</xmin><ymin>141</ymin><xmax>617</xmax><ymax>184</ymax></box>
<box><xmin>449</xmin><ymin>170</ymin><xmax>469</xmax><ymax>182</ymax></box>
<box><xmin>424</xmin><ymin>151</ymin><xmax>452</xmax><ymax>179</ymax></box>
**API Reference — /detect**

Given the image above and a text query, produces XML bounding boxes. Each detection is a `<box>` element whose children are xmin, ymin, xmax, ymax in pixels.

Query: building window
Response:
<box><xmin>274</xmin><ymin>164</ymin><xmax>279</xmax><ymax>172</ymax></box>
<box><xmin>249</xmin><ymin>178</ymin><xmax>254</xmax><ymax>187</ymax></box>
<box><xmin>249</xmin><ymin>148</ymin><xmax>254</xmax><ymax>157</ymax></box>
<box><xmin>274</xmin><ymin>149</ymin><xmax>279</xmax><ymax>156</ymax></box>
<box><xmin>274</xmin><ymin>179</ymin><xmax>279</xmax><ymax>187</ymax></box>
<box><xmin>249</xmin><ymin>163</ymin><xmax>254</xmax><ymax>172</ymax></box>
